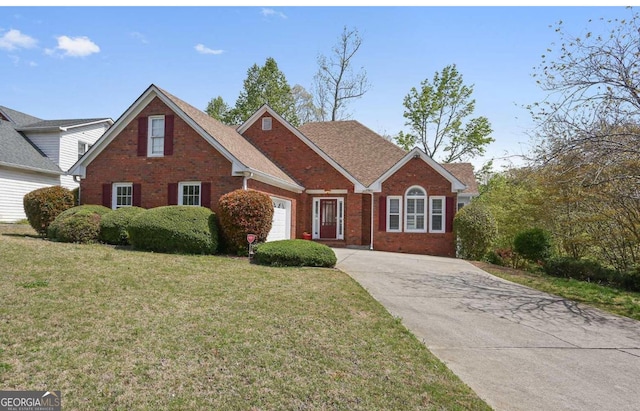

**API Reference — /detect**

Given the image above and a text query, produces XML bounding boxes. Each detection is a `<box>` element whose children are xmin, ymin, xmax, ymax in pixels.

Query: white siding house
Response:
<box><xmin>0</xmin><ymin>106</ymin><xmax>112</xmax><ymax>222</ymax></box>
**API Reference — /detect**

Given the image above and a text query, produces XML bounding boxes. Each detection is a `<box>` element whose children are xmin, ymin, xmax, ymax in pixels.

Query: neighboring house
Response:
<box><xmin>0</xmin><ymin>106</ymin><xmax>112</xmax><ymax>222</ymax></box>
<box><xmin>70</xmin><ymin>84</ymin><xmax>479</xmax><ymax>257</ymax></box>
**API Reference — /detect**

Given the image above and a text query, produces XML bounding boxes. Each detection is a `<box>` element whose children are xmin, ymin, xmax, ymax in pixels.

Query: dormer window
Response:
<box><xmin>78</xmin><ymin>141</ymin><xmax>90</xmax><ymax>160</ymax></box>
<box><xmin>148</xmin><ymin>115</ymin><xmax>165</xmax><ymax>156</ymax></box>
<box><xmin>262</xmin><ymin>117</ymin><xmax>272</xmax><ymax>131</ymax></box>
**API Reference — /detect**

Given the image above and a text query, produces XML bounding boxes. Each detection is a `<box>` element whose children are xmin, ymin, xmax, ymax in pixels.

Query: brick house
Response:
<box><xmin>70</xmin><ymin>84</ymin><xmax>479</xmax><ymax>256</ymax></box>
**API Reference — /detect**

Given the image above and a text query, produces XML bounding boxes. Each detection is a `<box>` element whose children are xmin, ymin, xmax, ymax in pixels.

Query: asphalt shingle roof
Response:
<box><xmin>0</xmin><ymin>106</ymin><xmax>42</xmax><ymax>128</ymax></box>
<box><xmin>17</xmin><ymin>118</ymin><xmax>109</xmax><ymax>130</ymax></box>
<box><xmin>0</xmin><ymin>120</ymin><xmax>62</xmax><ymax>173</ymax></box>
<box><xmin>299</xmin><ymin>120</ymin><xmax>478</xmax><ymax>192</ymax></box>
<box><xmin>441</xmin><ymin>163</ymin><xmax>479</xmax><ymax>195</ymax></box>
<box><xmin>299</xmin><ymin>120</ymin><xmax>407</xmax><ymax>186</ymax></box>
<box><xmin>157</xmin><ymin>87</ymin><xmax>300</xmax><ymax>187</ymax></box>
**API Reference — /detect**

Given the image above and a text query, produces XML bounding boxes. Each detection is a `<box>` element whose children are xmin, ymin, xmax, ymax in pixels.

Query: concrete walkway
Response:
<box><xmin>334</xmin><ymin>248</ymin><xmax>640</xmax><ymax>411</ymax></box>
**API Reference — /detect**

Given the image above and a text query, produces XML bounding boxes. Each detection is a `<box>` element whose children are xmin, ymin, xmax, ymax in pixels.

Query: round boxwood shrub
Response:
<box><xmin>47</xmin><ymin>205</ymin><xmax>112</xmax><ymax>243</ymax></box>
<box><xmin>23</xmin><ymin>185</ymin><xmax>75</xmax><ymax>236</ymax></box>
<box><xmin>514</xmin><ymin>227</ymin><xmax>552</xmax><ymax>263</ymax></box>
<box><xmin>99</xmin><ymin>206</ymin><xmax>146</xmax><ymax>245</ymax></box>
<box><xmin>128</xmin><ymin>206</ymin><xmax>218</xmax><ymax>254</ymax></box>
<box><xmin>453</xmin><ymin>202</ymin><xmax>497</xmax><ymax>260</ymax></box>
<box><xmin>218</xmin><ymin>189</ymin><xmax>274</xmax><ymax>254</ymax></box>
<box><xmin>254</xmin><ymin>239</ymin><xmax>337</xmax><ymax>267</ymax></box>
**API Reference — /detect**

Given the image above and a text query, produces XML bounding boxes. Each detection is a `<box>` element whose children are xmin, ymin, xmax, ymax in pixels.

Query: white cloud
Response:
<box><xmin>195</xmin><ymin>43</ymin><xmax>224</xmax><ymax>55</ymax></box>
<box><xmin>130</xmin><ymin>31</ymin><xmax>148</xmax><ymax>44</ymax></box>
<box><xmin>261</xmin><ymin>8</ymin><xmax>287</xmax><ymax>19</ymax></box>
<box><xmin>0</xmin><ymin>29</ymin><xmax>37</xmax><ymax>51</ymax></box>
<box><xmin>48</xmin><ymin>35</ymin><xmax>100</xmax><ymax>58</ymax></box>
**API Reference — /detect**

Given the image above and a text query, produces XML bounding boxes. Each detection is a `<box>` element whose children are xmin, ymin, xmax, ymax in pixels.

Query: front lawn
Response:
<box><xmin>472</xmin><ymin>261</ymin><xmax>640</xmax><ymax>321</ymax></box>
<box><xmin>0</xmin><ymin>224</ymin><xmax>489</xmax><ymax>410</ymax></box>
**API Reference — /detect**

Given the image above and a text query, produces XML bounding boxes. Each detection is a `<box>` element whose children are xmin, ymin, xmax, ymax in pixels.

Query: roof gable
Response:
<box><xmin>370</xmin><ymin>148</ymin><xmax>467</xmax><ymax>193</ymax></box>
<box><xmin>0</xmin><ymin>106</ymin><xmax>43</xmax><ymax>127</ymax></box>
<box><xmin>441</xmin><ymin>163</ymin><xmax>479</xmax><ymax>195</ymax></box>
<box><xmin>238</xmin><ymin>106</ymin><xmax>367</xmax><ymax>192</ymax></box>
<box><xmin>298</xmin><ymin>120</ymin><xmax>407</xmax><ymax>187</ymax></box>
<box><xmin>71</xmin><ymin>85</ymin><xmax>303</xmax><ymax>193</ymax></box>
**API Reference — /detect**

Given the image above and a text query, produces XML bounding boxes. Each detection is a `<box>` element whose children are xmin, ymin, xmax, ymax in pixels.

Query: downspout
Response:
<box><xmin>73</xmin><ymin>175</ymin><xmax>82</xmax><ymax>205</ymax></box>
<box><xmin>369</xmin><ymin>191</ymin><xmax>374</xmax><ymax>250</ymax></box>
<box><xmin>242</xmin><ymin>171</ymin><xmax>254</xmax><ymax>190</ymax></box>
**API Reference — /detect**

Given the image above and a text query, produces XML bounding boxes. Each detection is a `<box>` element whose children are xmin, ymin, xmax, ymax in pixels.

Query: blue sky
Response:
<box><xmin>0</xmin><ymin>6</ymin><xmax>633</xmax><ymax>170</ymax></box>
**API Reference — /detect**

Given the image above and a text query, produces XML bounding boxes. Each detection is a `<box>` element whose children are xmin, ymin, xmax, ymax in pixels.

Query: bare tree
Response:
<box><xmin>313</xmin><ymin>26</ymin><xmax>370</xmax><ymax>121</ymax></box>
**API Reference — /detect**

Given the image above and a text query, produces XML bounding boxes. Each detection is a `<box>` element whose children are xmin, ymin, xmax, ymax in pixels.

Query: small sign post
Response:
<box><xmin>247</xmin><ymin>234</ymin><xmax>256</xmax><ymax>260</ymax></box>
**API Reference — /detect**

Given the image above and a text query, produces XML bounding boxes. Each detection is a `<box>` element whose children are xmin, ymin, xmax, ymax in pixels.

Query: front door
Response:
<box><xmin>319</xmin><ymin>199</ymin><xmax>337</xmax><ymax>239</ymax></box>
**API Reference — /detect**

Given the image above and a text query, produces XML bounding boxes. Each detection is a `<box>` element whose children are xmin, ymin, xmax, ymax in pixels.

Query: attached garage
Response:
<box><xmin>267</xmin><ymin>196</ymin><xmax>291</xmax><ymax>242</ymax></box>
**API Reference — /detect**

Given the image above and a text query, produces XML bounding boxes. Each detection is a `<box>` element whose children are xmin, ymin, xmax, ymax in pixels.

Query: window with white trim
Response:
<box><xmin>78</xmin><ymin>141</ymin><xmax>90</xmax><ymax>160</ymax></box>
<box><xmin>386</xmin><ymin>196</ymin><xmax>402</xmax><ymax>232</ymax></box>
<box><xmin>112</xmin><ymin>183</ymin><xmax>133</xmax><ymax>209</ymax></box>
<box><xmin>429</xmin><ymin>196</ymin><xmax>446</xmax><ymax>233</ymax></box>
<box><xmin>405</xmin><ymin>186</ymin><xmax>427</xmax><ymax>232</ymax></box>
<box><xmin>179</xmin><ymin>182</ymin><xmax>201</xmax><ymax>206</ymax></box>
<box><xmin>262</xmin><ymin>117</ymin><xmax>272</xmax><ymax>131</ymax></box>
<box><xmin>148</xmin><ymin>115</ymin><xmax>165</xmax><ymax>156</ymax></box>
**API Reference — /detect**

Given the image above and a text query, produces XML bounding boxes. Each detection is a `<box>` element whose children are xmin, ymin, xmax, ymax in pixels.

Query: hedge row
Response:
<box><xmin>544</xmin><ymin>257</ymin><xmax>640</xmax><ymax>292</ymax></box>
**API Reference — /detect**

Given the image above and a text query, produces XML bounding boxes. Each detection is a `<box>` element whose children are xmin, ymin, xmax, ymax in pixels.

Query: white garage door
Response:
<box><xmin>267</xmin><ymin>197</ymin><xmax>291</xmax><ymax>242</ymax></box>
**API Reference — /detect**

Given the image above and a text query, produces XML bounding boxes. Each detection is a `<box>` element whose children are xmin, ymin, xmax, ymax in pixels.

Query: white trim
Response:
<box><xmin>112</xmin><ymin>182</ymin><xmax>133</xmax><ymax>210</ymax></box>
<box><xmin>305</xmin><ymin>189</ymin><xmax>348</xmax><ymax>194</ymax></box>
<box><xmin>60</xmin><ymin>119</ymin><xmax>113</xmax><ymax>131</ymax></box>
<box><xmin>0</xmin><ymin>161</ymin><xmax>62</xmax><ymax>176</ymax></box>
<box><xmin>386</xmin><ymin>195</ymin><xmax>402</xmax><ymax>232</ymax></box>
<box><xmin>147</xmin><ymin>115</ymin><xmax>165</xmax><ymax>157</ymax></box>
<box><xmin>312</xmin><ymin>197</ymin><xmax>344</xmax><ymax>240</ymax></box>
<box><xmin>178</xmin><ymin>181</ymin><xmax>201</xmax><ymax>206</ymax></box>
<box><xmin>429</xmin><ymin>196</ymin><xmax>446</xmax><ymax>234</ymax></box>
<box><xmin>369</xmin><ymin>148</ymin><xmax>467</xmax><ymax>193</ymax></box>
<box><xmin>404</xmin><ymin>185</ymin><xmax>427</xmax><ymax>233</ymax></box>
<box><xmin>261</xmin><ymin>117</ymin><xmax>272</xmax><ymax>131</ymax></box>
<box><xmin>238</xmin><ymin>105</ymin><xmax>367</xmax><ymax>192</ymax></box>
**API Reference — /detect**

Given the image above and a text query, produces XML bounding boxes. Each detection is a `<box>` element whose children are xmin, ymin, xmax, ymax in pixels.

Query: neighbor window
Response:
<box><xmin>405</xmin><ymin>186</ymin><xmax>426</xmax><ymax>232</ymax></box>
<box><xmin>386</xmin><ymin>196</ymin><xmax>402</xmax><ymax>232</ymax></box>
<box><xmin>429</xmin><ymin>196</ymin><xmax>446</xmax><ymax>233</ymax></box>
<box><xmin>262</xmin><ymin>117</ymin><xmax>272</xmax><ymax>131</ymax></box>
<box><xmin>179</xmin><ymin>182</ymin><xmax>201</xmax><ymax>206</ymax></box>
<box><xmin>112</xmin><ymin>183</ymin><xmax>133</xmax><ymax>209</ymax></box>
<box><xmin>148</xmin><ymin>115</ymin><xmax>165</xmax><ymax>156</ymax></box>
<box><xmin>78</xmin><ymin>141</ymin><xmax>90</xmax><ymax>160</ymax></box>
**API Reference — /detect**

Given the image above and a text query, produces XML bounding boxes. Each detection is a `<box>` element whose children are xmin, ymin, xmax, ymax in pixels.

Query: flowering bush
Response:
<box><xmin>218</xmin><ymin>189</ymin><xmax>274</xmax><ymax>254</ymax></box>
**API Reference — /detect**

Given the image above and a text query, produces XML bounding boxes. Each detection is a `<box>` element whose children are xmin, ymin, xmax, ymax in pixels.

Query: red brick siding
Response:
<box><xmin>242</xmin><ymin>115</ymin><xmax>363</xmax><ymax>242</ymax></box>
<box><xmin>242</xmin><ymin>115</ymin><xmax>353</xmax><ymax>190</ymax></box>
<box><xmin>374</xmin><ymin>158</ymin><xmax>457</xmax><ymax>257</ymax></box>
<box><xmin>80</xmin><ymin>97</ymin><xmax>243</xmax><ymax>211</ymax></box>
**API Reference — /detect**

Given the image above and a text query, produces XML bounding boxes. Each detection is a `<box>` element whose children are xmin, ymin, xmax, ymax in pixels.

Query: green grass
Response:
<box><xmin>472</xmin><ymin>261</ymin><xmax>640</xmax><ymax>321</ymax></box>
<box><xmin>0</xmin><ymin>224</ymin><xmax>490</xmax><ymax>410</ymax></box>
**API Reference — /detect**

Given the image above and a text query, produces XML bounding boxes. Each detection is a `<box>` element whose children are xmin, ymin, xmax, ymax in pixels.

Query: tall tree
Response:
<box><xmin>313</xmin><ymin>26</ymin><xmax>370</xmax><ymax>121</ymax></box>
<box><xmin>291</xmin><ymin>84</ymin><xmax>321</xmax><ymax>124</ymax></box>
<box><xmin>395</xmin><ymin>64</ymin><xmax>494</xmax><ymax>163</ymax></box>
<box><xmin>205</xmin><ymin>96</ymin><xmax>230</xmax><ymax>123</ymax></box>
<box><xmin>225</xmin><ymin>57</ymin><xmax>299</xmax><ymax>126</ymax></box>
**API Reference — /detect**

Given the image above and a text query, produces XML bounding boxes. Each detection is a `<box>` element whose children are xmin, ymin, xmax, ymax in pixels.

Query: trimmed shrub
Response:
<box><xmin>99</xmin><ymin>206</ymin><xmax>146</xmax><ymax>245</ymax></box>
<box><xmin>514</xmin><ymin>228</ymin><xmax>552</xmax><ymax>263</ymax></box>
<box><xmin>543</xmin><ymin>257</ymin><xmax>609</xmax><ymax>282</ymax></box>
<box><xmin>71</xmin><ymin>187</ymin><xmax>80</xmax><ymax>206</ymax></box>
<box><xmin>254</xmin><ymin>239</ymin><xmax>337</xmax><ymax>267</ymax></box>
<box><xmin>128</xmin><ymin>206</ymin><xmax>218</xmax><ymax>254</ymax></box>
<box><xmin>23</xmin><ymin>186</ymin><xmax>75</xmax><ymax>236</ymax></box>
<box><xmin>454</xmin><ymin>202</ymin><xmax>497</xmax><ymax>260</ymax></box>
<box><xmin>47</xmin><ymin>205</ymin><xmax>112</xmax><ymax>243</ymax></box>
<box><xmin>218</xmin><ymin>189</ymin><xmax>274</xmax><ymax>254</ymax></box>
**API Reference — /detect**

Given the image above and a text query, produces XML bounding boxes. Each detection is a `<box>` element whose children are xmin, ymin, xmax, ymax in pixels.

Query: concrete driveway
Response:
<box><xmin>334</xmin><ymin>248</ymin><xmax>640</xmax><ymax>411</ymax></box>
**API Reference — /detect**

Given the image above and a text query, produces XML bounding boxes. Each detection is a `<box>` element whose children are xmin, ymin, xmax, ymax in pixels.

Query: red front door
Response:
<box><xmin>320</xmin><ymin>199</ymin><xmax>337</xmax><ymax>239</ymax></box>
